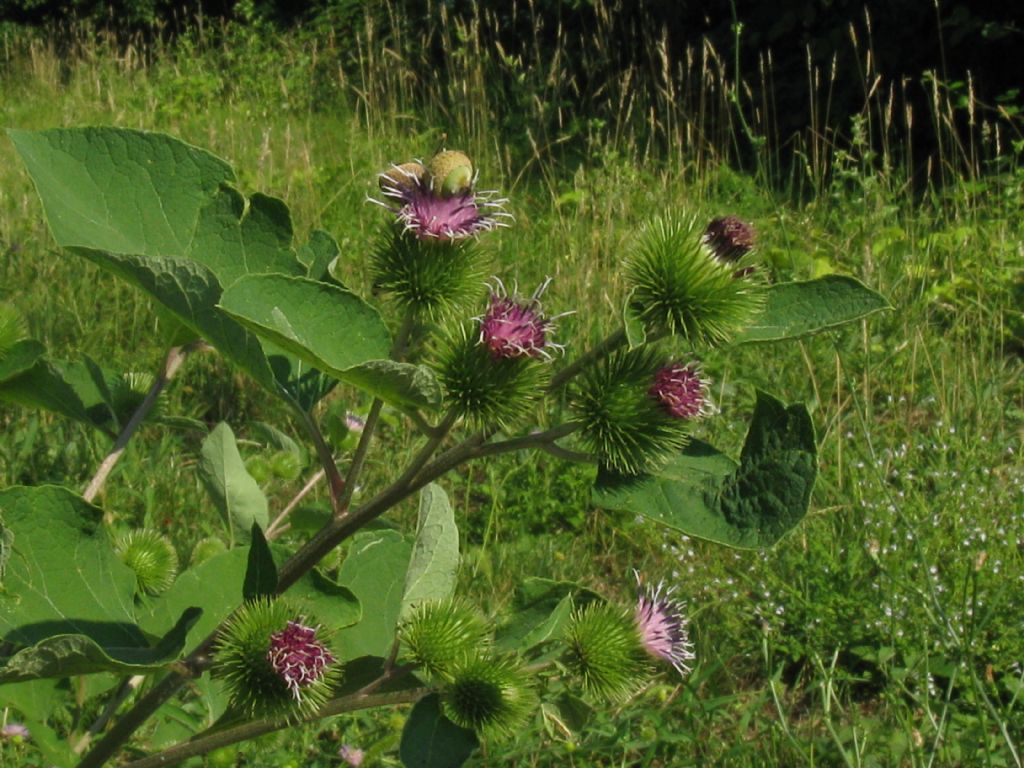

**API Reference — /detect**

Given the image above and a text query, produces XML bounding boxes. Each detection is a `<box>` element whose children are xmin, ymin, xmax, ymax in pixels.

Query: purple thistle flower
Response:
<box><xmin>339</xmin><ymin>744</ymin><xmax>365</xmax><ymax>766</ymax></box>
<box><xmin>371</xmin><ymin>162</ymin><xmax>511</xmax><ymax>242</ymax></box>
<box><xmin>478</xmin><ymin>278</ymin><xmax>567</xmax><ymax>360</ymax></box>
<box><xmin>1</xmin><ymin>723</ymin><xmax>29</xmax><ymax>740</ymax></box>
<box><xmin>649</xmin><ymin>363</ymin><xmax>710</xmax><ymax>419</ymax></box>
<box><xmin>266</xmin><ymin>620</ymin><xmax>335</xmax><ymax>701</ymax></box>
<box><xmin>703</xmin><ymin>215</ymin><xmax>755</xmax><ymax>264</ymax></box>
<box><xmin>634</xmin><ymin>573</ymin><xmax>695</xmax><ymax>676</ymax></box>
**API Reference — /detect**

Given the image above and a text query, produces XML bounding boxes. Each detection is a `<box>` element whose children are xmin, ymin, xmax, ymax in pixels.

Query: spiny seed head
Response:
<box><xmin>573</xmin><ymin>347</ymin><xmax>693</xmax><ymax>475</ymax></box>
<box><xmin>398</xmin><ymin>598</ymin><xmax>491</xmax><ymax>679</ymax></box>
<box><xmin>564</xmin><ymin>602</ymin><xmax>649</xmax><ymax>701</ymax></box>
<box><xmin>442</xmin><ymin>653</ymin><xmax>536</xmax><ymax>739</ymax></box>
<box><xmin>213</xmin><ymin>598</ymin><xmax>340</xmax><ymax>718</ymax></box>
<box><xmin>435</xmin><ymin>322</ymin><xmax>549</xmax><ymax>430</ymax></box>
<box><xmin>648</xmin><ymin>362</ymin><xmax>711</xmax><ymax>420</ymax></box>
<box><xmin>625</xmin><ymin>214</ymin><xmax>764</xmax><ymax>346</ymax></box>
<box><xmin>113</xmin><ymin>528</ymin><xmax>178</xmax><ymax>595</ymax></box>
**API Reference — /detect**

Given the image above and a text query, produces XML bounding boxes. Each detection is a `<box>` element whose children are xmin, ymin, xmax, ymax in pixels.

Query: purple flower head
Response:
<box><xmin>266</xmin><ymin>620</ymin><xmax>335</xmax><ymax>701</ymax></box>
<box><xmin>339</xmin><ymin>745</ymin><xmax>365</xmax><ymax>766</ymax></box>
<box><xmin>634</xmin><ymin>572</ymin><xmax>695</xmax><ymax>676</ymax></box>
<box><xmin>478</xmin><ymin>278</ymin><xmax>568</xmax><ymax>360</ymax></box>
<box><xmin>649</xmin><ymin>363</ymin><xmax>710</xmax><ymax>420</ymax></box>
<box><xmin>1</xmin><ymin>723</ymin><xmax>29</xmax><ymax>740</ymax></box>
<box><xmin>703</xmin><ymin>215</ymin><xmax>755</xmax><ymax>264</ymax></box>
<box><xmin>371</xmin><ymin>161</ymin><xmax>510</xmax><ymax>242</ymax></box>
<box><xmin>345</xmin><ymin>412</ymin><xmax>366</xmax><ymax>433</ymax></box>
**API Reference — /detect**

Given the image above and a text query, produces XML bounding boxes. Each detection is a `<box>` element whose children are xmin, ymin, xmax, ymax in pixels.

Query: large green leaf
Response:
<box><xmin>593</xmin><ymin>391</ymin><xmax>817</xmax><ymax>548</ymax></box>
<box><xmin>336</xmin><ymin>529</ymin><xmax>413</xmax><ymax>660</ymax></box>
<box><xmin>732</xmin><ymin>275</ymin><xmax>890</xmax><ymax>344</ymax></box>
<box><xmin>184</xmin><ymin>188</ymin><xmax>303</xmax><ymax>285</ymax></box>
<box><xmin>140</xmin><ymin>547</ymin><xmax>359</xmax><ymax>651</ymax></box>
<box><xmin>7</xmin><ymin>127</ymin><xmax>308</xmax><ymax>393</ymax></box>
<box><xmin>0</xmin><ymin>359</ymin><xmax>98</xmax><ymax>430</ymax></box>
<box><xmin>400</xmin><ymin>694</ymin><xmax>478</xmax><ymax>768</ymax></box>
<box><xmin>77</xmin><ymin>249</ymin><xmax>278</xmax><ymax>390</ymax></box>
<box><xmin>0</xmin><ymin>608</ymin><xmax>199</xmax><ymax>683</ymax></box>
<box><xmin>0</xmin><ymin>486</ymin><xmax>200</xmax><ymax>682</ymax></box>
<box><xmin>219</xmin><ymin>274</ymin><xmax>441</xmax><ymax>410</ymax></box>
<box><xmin>0</xmin><ymin>339</ymin><xmax>44</xmax><ymax>383</ymax></box>
<box><xmin>399</xmin><ymin>484</ymin><xmax>459</xmax><ymax>621</ymax></box>
<box><xmin>198</xmin><ymin>422</ymin><xmax>269</xmax><ymax>546</ymax></box>
<box><xmin>218</xmin><ymin>274</ymin><xmax>388</xmax><ymax>369</ymax></box>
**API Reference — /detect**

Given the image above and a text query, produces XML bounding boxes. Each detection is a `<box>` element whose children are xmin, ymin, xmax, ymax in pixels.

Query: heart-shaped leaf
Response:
<box><xmin>732</xmin><ymin>275</ymin><xmax>890</xmax><ymax>344</ymax></box>
<box><xmin>0</xmin><ymin>486</ymin><xmax>200</xmax><ymax>682</ymax></box>
<box><xmin>593</xmin><ymin>391</ymin><xmax>816</xmax><ymax>548</ymax></box>
<box><xmin>220</xmin><ymin>274</ymin><xmax>441</xmax><ymax>410</ymax></box>
<box><xmin>400</xmin><ymin>694</ymin><xmax>478</xmax><ymax>768</ymax></box>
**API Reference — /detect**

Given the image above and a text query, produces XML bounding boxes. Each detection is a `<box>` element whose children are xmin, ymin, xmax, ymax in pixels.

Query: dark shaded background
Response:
<box><xmin>3</xmin><ymin>0</ymin><xmax>1022</xmax><ymax>174</ymax></box>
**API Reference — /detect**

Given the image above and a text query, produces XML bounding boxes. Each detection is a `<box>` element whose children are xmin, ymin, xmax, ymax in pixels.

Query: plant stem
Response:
<box><xmin>120</xmin><ymin>688</ymin><xmax>428</xmax><ymax>768</ymax></box>
<box><xmin>548</xmin><ymin>327</ymin><xmax>626</xmax><ymax>392</ymax></box>
<box><xmin>265</xmin><ymin>468</ymin><xmax>325</xmax><ymax>540</ymax></box>
<box><xmin>294</xmin><ymin>405</ymin><xmax>346</xmax><ymax>516</ymax></box>
<box><xmin>337</xmin><ymin>398</ymin><xmax>383</xmax><ymax>513</ymax></box>
<box><xmin>83</xmin><ymin>342</ymin><xmax>203</xmax><ymax>504</ymax></box>
<box><xmin>276</xmin><ymin>410</ymin><xmax>458</xmax><ymax>592</ymax></box>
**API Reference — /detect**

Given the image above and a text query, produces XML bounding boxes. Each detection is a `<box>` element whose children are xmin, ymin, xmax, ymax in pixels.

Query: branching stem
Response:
<box><xmin>83</xmin><ymin>341</ymin><xmax>204</xmax><ymax>504</ymax></box>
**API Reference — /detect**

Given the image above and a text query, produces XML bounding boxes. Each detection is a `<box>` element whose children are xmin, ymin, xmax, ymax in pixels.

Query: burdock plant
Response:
<box><xmin>0</xmin><ymin>127</ymin><xmax>887</xmax><ymax>768</ymax></box>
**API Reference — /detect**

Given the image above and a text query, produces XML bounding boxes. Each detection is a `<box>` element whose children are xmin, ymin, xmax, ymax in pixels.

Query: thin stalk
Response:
<box><xmin>265</xmin><ymin>468</ymin><xmax>325</xmax><ymax>540</ymax></box>
<box><xmin>121</xmin><ymin>688</ymin><xmax>427</xmax><ymax>768</ymax></box>
<box><xmin>548</xmin><ymin>328</ymin><xmax>626</xmax><ymax>391</ymax></box>
<box><xmin>293</xmin><ymin>404</ymin><xmax>346</xmax><ymax>516</ymax></box>
<box><xmin>337</xmin><ymin>397</ymin><xmax>383</xmax><ymax>513</ymax></box>
<box><xmin>83</xmin><ymin>341</ymin><xmax>203</xmax><ymax>504</ymax></box>
<box><xmin>337</xmin><ymin>310</ymin><xmax>416</xmax><ymax>513</ymax></box>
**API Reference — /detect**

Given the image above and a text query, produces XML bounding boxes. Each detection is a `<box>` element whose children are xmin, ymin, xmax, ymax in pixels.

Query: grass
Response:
<box><xmin>0</xmin><ymin>5</ymin><xmax>1022</xmax><ymax>766</ymax></box>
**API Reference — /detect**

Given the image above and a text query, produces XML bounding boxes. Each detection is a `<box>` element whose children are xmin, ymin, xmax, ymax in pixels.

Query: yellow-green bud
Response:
<box><xmin>427</xmin><ymin>150</ymin><xmax>474</xmax><ymax>197</ymax></box>
<box><xmin>379</xmin><ymin>161</ymin><xmax>426</xmax><ymax>194</ymax></box>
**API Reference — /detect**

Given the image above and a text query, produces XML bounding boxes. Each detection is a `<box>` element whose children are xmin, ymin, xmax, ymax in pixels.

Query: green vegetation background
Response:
<box><xmin>0</xmin><ymin>3</ymin><xmax>1022</xmax><ymax>765</ymax></box>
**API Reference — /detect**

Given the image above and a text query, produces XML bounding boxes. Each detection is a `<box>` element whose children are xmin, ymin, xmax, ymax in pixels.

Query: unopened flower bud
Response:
<box><xmin>427</xmin><ymin>150</ymin><xmax>474</xmax><ymax>197</ymax></box>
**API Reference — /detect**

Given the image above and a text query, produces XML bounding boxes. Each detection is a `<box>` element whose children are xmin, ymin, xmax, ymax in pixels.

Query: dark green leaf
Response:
<box><xmin>76</xmin><ymin>249</ymin><xmax>278</xmax><ymax>390</ymax></box>
<box><xmin>400</xmin><ymin>694</ymin><xmax>478</xmax><ymax>768</ymax></box>
<box><xmin>220</xmin><ymin>275</ymin><xmax>442</xmax><ymax>410</ymax></box>
<box><xmin>298</xmin><ymin>228</ymin><xmax>343</xmax><ymax>285</ymax></box>
<box><xmin>593</xmin><ymin>391</ymin><xmax>817</xmax><ymax>548</ymax></box>
<box><xmin>0</xmin><ymin>485</ymin><xmax>202</xmax><ymax>682</ymax></box>
<box><xmin>0</xmin><ymin>608</ymin><xmax>200</xmax><ymax>683</ymax></box>
<box><xmin>0</xmin><ymin>339</ymin><xmax>44</xmax><ymax>383</ymax></box>
<box><xmin>243</xmin><ymin>523</ymin><xmax>277</xmax><ymax>600</ymax></box>
<box><xmin>732</xmin><ymin>275</ymin><xmax>890</xmax><ymax>344</ymax></box>
<box><xmin>0</xmin><ymin>360</ymin><xmax>99</xmax><ymax>431</ymax></box>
